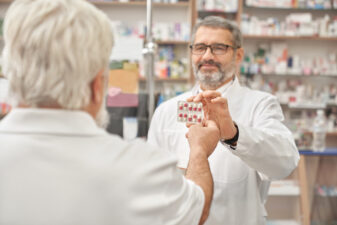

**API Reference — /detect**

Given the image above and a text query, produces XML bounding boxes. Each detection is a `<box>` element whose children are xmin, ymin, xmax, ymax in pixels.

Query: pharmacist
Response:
<box><xmin>148</xmin><ymin>16</ymin><xmax>300</xmax><ymax>225</ymax></box>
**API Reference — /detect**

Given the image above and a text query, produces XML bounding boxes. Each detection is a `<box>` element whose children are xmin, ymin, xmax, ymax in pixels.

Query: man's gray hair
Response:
<box><xmin>191</xmin><ymin>16</ymin><xmax>242</xmax><ymax>48</ymax></box>
<box><xmin>2</xmin><ymin>0</ymin><xmax>113</xmax><ymax>109</ymax></box>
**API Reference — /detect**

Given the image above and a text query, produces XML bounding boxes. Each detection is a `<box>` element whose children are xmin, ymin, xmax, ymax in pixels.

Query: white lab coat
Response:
<box><xmin>0</xmin><ymin>108</ymin><xmax>204</xmax><ymax>225</ymax></box>
<box><xmin>148</xmin><ymin>77</ymin><xmax>300</xmax><ymax>225</ymax></box>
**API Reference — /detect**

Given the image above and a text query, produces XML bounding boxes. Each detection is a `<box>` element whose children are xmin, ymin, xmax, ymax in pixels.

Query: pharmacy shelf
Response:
<box><xmin>198</xmin><ymin>10</ymin><xmax>237</xmax><ymax>14</ymax></box>
<box><xmin>243</xmin><ymin>35</ymin><xmax>337</xmax><ymax>41</ymax></box>
<box><xmin>139</xmin><ymin>77</ymin><xmax>188</xmax><ymax>82</ymax></box>
<box><xmin>280</xmin><ymin>102</ymin><xmax>337</xmax><ymax>109</ymax></box>
<box><xmin>259</xmin><ymin>73</ymin><xmax>337</xmax><ymax>79</ymax></box>
<box><xmin>197</xmin><ymin>10</ymin><xmax>238</xmax><ymax>20</ymax></box>
<box><xmin>303</xmin><ymin>131</ymin><xmax>337</xmax><ymax>137</ymax></box>
<box><xmin>89</xmin><ymin>1</ymin><xmax>189</xmax><ymax>7</ymax></box>
<box><xmin>299</xmin><ymin>148</ymin><xmax>337</xmax><ymax>156</ymax></box>
<box><xmin>282</xmin><ymin>102</ymin><xmax>326</xmax><ymax>109</ymax></box>
<box><xmin>245</xmin><ymin>5</ymin><xmax>337</xmax><ymax>12</ymax></box>
<box><xmin>268</xmin><ymin>180</ymin><xmax>300</xmax><ymax>196</ymax></box>
<box><xmin>266</xmin><ymin>220</ymin><xmax>300</xmax><ymax>225</ymax></box>
<box><xmin>156</xmin><ymin>40</ymin><xmax>189</xmax><ymax>45</ymax></box>
<box><xmin>0</xmin><ymin>1</ymin><xmax>190</xmax><ymax>7</ymax></box>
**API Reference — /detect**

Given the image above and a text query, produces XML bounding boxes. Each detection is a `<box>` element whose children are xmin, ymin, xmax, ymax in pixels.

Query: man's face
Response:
<box><xmin>191</xmin><ymin>26</ymin><xmax>238</xmax><ymax>90</ymax></box>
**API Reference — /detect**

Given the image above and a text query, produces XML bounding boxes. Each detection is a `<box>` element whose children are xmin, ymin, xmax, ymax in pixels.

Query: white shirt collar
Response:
<box><xmin>0</xmin><ymin>108</ymin><xmax>106</xmax><ymax>136</ymax></box>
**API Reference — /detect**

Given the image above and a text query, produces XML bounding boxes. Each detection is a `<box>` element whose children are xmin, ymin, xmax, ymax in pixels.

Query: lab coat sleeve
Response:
<box><xmin>230</xmin><ymin>96</ymin><xmax>300</xmax><ymax>180</ymax></box>
<box><xmin>128</xmin><ymin>140</ymin><xmax>205</xmax><ymax>225</ymax></box>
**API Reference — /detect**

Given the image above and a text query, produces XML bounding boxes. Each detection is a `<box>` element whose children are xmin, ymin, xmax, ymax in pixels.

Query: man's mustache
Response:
<box><xmin>197</xmin><ymin>60</ymin><xmax>222</xmax><ymax>70</ymax></box>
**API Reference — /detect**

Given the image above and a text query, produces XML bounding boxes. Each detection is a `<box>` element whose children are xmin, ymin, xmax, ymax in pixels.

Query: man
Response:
<box><xmin>0</xmin><ymin>1</ymin><xmax>220</xmax><ymax>224</ymax></box>
<box><xmin>148</xmin><ymin>16</ymin><xmax>300</xmax><ymax>225</ymax></box>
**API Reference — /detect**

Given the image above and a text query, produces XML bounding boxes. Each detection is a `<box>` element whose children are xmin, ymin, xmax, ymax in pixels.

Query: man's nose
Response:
<box><xmin>201</xmin><ymin>47</ymin><xmax>215</xmax><ymax>61</ymax></box>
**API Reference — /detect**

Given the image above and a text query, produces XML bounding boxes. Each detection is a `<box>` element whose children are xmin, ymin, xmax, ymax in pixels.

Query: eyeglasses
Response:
<box><xmin>189</xmin><ymin>43</ymin><xmax>238</xmax><ymax>55</ymax></box>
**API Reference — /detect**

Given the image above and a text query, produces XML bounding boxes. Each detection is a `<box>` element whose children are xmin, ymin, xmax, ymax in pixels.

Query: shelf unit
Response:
<box><xmin>139</xmin><ymin>77</ymin><xmax>189</xmax><ymax>82</ymax></box>
<box><xmin>243</xmin><ymin>35</ymin><xmax>337</xmax><ymax>41</ymax></box>
<box><xmin>91</xmin><ymin>0</ymin><xmax>195</xmax><ymax>86</ymax></box>
<box><xmin>89</xmin><ymin>1</ymin><xmax>190</xmax><ymax>7</ymax></box>
<box><xmin>0</xmin><ymin>0</ymin><xmax>196</xmax><ymax>86</ymax></box>
<box><xmin>196</xmin><ymin>0</ymin><xmax>243</xmax><ymax>24</ymax></box>
<box><xmin>237</xmin><ymin>0</ymin><xmax>337</xmax><ymax>224</ymax></box>
<box><xmin>299</xmin><ymin>149</ymin><xmax>337</xmax><ymax>224</ymax></box>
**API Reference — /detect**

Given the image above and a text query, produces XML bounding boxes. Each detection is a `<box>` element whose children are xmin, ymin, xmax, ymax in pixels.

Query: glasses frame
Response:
<box><xmin>189</xmin><ymin>43</ymin><xmax>239</xmax><ymax>55</ymax></box>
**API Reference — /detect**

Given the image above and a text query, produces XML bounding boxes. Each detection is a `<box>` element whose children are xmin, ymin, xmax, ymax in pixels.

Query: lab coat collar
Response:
<box><xmin>0</xmin><ymin>108</ymin><xmax>106</xmax><ymax>136</ymax></box>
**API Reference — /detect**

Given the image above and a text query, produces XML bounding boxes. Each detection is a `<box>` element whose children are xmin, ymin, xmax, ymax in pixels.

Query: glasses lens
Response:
<box><xmin>211</xmin><ymin>44</ymin><xmax>228</xmax><ymax>55</ymax></box>
<box><xmin>192</xmin><ymin>44</ymin><xmax>206</xmax><ymax>55</ymax></box>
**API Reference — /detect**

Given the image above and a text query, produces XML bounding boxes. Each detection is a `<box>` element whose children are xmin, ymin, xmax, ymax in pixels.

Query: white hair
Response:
<box><xmin>2</xmin><ymin>0</ymin><xmax>113</xmax><ymax>109</ymax></box>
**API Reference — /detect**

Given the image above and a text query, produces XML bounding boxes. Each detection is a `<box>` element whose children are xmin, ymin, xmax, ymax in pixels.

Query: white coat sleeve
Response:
<box><xmin>229</xmin><ymin>96</ymin><xmax>300</xmax><ymax>180</ymax></box>
<box><xmin>128</xmin><ymin>140</ymin><xmax>205</xmax><ymax>225</ymax></box>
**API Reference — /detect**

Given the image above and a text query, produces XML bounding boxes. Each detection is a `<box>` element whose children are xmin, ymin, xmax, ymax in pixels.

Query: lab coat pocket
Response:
<box><xmin>162</xmin><ymin>129</ymin><xmax>189</xmax><ymax>169</ymax></box>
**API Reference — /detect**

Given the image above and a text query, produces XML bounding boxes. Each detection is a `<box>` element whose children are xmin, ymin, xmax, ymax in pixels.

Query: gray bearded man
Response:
<box><xmin>148</xmin><ymin>16</ymin><xmax>300</xmax><ymax>225</ymax></box>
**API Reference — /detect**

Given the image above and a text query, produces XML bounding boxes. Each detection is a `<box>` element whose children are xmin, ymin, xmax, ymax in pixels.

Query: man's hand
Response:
<box><xmin>186</xmin><ymin>120</ymin><xmax>220</xmax><ymax>158</ymax></box>
<box><xmin>187</xmin><ymin>91</ymin><xmax>237</xmax><ymax>141</ymax></box>
<box><xmin>185</xmin><ymin>120</ymin><xmax>219</xmax><ymax>225</ymax></box>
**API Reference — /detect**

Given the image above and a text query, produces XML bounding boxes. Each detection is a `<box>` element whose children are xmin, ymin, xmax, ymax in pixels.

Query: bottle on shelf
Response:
<box><xmin>312</xmin><ymin>109</ymin><xmax>327</xmax><ymax>152</ymax></box>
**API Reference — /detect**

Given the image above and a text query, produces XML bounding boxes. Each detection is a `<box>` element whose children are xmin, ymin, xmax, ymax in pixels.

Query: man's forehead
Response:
<box><xmin>194</xmin><ymin>26</ymin><xmax>233</xmax><ymax>44</ymax></box>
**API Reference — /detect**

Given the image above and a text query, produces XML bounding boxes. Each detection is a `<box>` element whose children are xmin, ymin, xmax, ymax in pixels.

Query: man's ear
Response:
<box><xmin>235</xmin><ymin>47</ymin><xmax>244</xmax><ymax>64</ymax></box>
<box><xmin>90</xmin><ymin>70</ymin><xmax>104</xmax><ymax>104</ymax></box>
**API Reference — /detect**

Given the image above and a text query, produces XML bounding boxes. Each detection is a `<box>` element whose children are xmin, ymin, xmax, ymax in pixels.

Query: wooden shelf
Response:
<box><xmin>280</xmin><ymin>102</ymin><xmax>335</xmax><ymax>109</ymax></box>
<box><xmin>197</xmin><ymin>10</ymin><xmax>237</xmax><ymax>14</ymax></box>
<box><xmin>243</xmin><ymin>35</ymin><xmax>337</xmax><ymax>41</ymax></box>
<box><xmin>156</xmin><ymin>40</ymin><xmax>189</xmax><ymax>45</ymax></box>
<box><xmin>245</xmin><ymin>5</ymin><xmax>337</xmax><ymax>12</ymax></box>
<box><xmin>139</xmin><ymin>77</ymin><xmax>188</xmax><ymax>82</ymax></box>
<box><xmin>89</xmin><ymin>1</ymin><xmax>189</xmax><ymax>7</ymax></box>
<box><xmin>0</xmin><ymin>0</ymin><xmax>190</xmax><ymax>6</ymax></box>
<box><xmin>258</xmin><ymin>73</ymin><xmax>337</xmax><ymax>78</ymax></box>
<box><xmin>268</xmin><ymin>180</ymin><xmax>300</xmax><ymax>196</ymax></box>
<box><xmin>303</xmin><ymin>131</ymin><xmax>337</xmax><ymax>137</ymax></box>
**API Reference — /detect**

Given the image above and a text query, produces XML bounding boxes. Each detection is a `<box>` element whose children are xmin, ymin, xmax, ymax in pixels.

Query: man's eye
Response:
<box><xmin>195</xmin><ymin>45</ymin><xmax>206</xmax><ymax>51</ymax></box>
<box><xmin>213</xmin><ymin>45</ymin><xmax>226</xmax><ymax>51</ymax></box>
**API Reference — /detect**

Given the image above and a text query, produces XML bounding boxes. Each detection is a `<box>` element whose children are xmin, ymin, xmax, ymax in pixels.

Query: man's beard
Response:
<box><xmin>193</xmin><ymin>58</ymin><xmax>236</xmax><ymax>89</ymax></box>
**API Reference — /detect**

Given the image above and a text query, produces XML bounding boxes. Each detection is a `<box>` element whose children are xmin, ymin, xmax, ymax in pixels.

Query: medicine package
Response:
<box><xmin>177</xmin><ymin>101</ymin><xmax>203</xmax><ymax>123</ymax></box>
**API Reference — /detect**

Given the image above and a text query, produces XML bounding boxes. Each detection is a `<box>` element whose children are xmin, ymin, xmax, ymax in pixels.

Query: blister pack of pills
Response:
<box><xmin>177</xmin><ymin>101</ymin><xmax>203</xmax><ymax>123</ymax></box>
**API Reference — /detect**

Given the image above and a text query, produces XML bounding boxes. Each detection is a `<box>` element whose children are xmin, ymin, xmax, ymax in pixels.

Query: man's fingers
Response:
<box><xmin>186</xmin><ymin>122</ymin><xmax>203</xmax><ymax>128</ymax></box>
<box><xmin>211</xmin><ymin>97</ymin><xmax>228</xmax><ymax>105</ymax></box>
<box><xmin>193</xmin><ymin>93</ymin><xmax>204</xmax><ymax>102</ymax></box>
<box><xmin>186</xmin><ymin>96</ymin><xmax>195</xmax><ymax>102</ymax></box>
<box><xmin>203</xmin><ymin>120</ymin><xmax>218</xmax><ymax>128</ymax></box>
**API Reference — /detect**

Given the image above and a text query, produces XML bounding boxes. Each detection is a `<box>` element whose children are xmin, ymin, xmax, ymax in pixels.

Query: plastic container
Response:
<box><xmin>312</xmin><ymin>110</ymin><xmax>326</xmax><ymax>152</ymax></box>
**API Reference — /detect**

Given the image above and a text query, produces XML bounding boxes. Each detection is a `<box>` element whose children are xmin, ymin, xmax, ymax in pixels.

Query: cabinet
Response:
<box><xmin>0</xmin><ymin>0</ymin><xmax>196</xmax><ymax>122</ymax></box>
<box><xmin>300</xmin><ymin>149</ymin><xmax>337</xmax><ymax>225</ymax></box>
<box><xmin>237</xmin><ymin>1</ymin><xmax>337</xmax><ymax>225</ymax></box>
<box><xmin>0</xmin><ymin>0</ymin><xmax>196</xmax><ymax>88</ymax></box>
